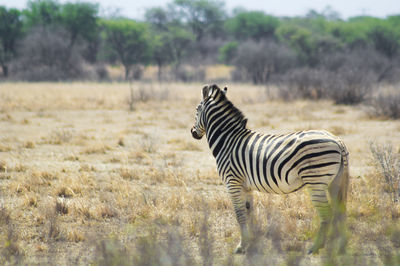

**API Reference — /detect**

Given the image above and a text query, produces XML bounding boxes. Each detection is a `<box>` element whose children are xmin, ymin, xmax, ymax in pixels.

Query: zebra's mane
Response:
<box><xmin>214</xmin><ymin>88</ymin><xmax>248</xmax><ymax>129</ymax></box>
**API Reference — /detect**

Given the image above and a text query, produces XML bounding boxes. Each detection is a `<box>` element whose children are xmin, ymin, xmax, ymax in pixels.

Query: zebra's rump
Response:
<box><xmin>231</xmin><ymin>130</ymin><xmax>343</xmax><ymax>194</ymax></box>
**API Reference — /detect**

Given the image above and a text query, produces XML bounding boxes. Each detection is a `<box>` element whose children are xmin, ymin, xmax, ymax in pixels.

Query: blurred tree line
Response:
<box><xmin>0</xmin><ymin>0</ymin><xmax>400</xmax><ymax>85</ymax></box>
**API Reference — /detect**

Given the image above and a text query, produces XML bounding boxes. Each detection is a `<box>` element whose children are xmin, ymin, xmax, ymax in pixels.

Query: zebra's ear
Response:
<box><xmin>202</xmin><ymin>85</ymin><xmax>209</xmax><ymax>100</ymax></box>
<box><xmin>223</xmin><ymin>87</ymin><xmax>228</xmax><ymax>95</ymax></box>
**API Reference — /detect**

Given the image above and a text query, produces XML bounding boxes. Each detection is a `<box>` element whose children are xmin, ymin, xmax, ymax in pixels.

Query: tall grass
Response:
<box><xmin>370</xmin><ymin>142</ymin><xmax>400</xmax><ymax>203</ymax></box>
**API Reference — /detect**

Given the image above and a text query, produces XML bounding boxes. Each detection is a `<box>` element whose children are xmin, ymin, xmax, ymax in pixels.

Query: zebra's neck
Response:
<box><xmin>204</xmin><ymin>100</ymin><xmax>247</xmax><ymax>160</ymax></box>
<box><xmin>207</xmin><ymin>117</ymin><xmax>248</xmax><ymax>180</ymax></box>
<box><xmin>206</xmin><ymin>119</ymin><xmax>247</xmax><ymax>158</ymax></box>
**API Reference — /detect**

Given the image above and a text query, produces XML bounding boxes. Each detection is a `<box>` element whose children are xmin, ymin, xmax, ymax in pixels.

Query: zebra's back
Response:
<box><xmin>230</xmin><ymin>130</ymin><xmax>343</xmax><ymax>194</ymax></box>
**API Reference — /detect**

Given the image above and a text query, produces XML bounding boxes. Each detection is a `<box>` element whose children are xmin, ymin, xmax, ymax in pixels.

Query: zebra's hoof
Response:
<box><xmin>234</xmin><ymin>245</ymin><xmax>246</xmax><ymax>254</ymax></box>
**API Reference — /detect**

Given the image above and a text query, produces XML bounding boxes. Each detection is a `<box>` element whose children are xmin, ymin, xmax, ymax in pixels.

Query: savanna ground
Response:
<box><xmin>0</xmin><ymin>82</ymin><xmax>399</xmax><ymax>265</ymax></box>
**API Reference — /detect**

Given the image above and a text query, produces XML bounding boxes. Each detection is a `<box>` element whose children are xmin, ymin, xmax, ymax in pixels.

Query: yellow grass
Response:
<box><xmin>0</xmin><ymin>82</ymin><xmax>399</xmax><ymax>264</ymax></box>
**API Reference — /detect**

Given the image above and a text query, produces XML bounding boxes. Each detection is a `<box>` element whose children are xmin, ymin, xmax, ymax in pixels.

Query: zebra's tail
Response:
<box><xmin>336</xmin><ymin>140</ymin><xmax>349</xmax><ymax>208</ymax></box>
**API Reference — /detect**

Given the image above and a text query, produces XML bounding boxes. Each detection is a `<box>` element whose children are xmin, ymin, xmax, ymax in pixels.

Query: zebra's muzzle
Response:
<box><xmin>191</xmin><ymin>127</ymin><xmax>203</xmax><ymax>140</ymax></box>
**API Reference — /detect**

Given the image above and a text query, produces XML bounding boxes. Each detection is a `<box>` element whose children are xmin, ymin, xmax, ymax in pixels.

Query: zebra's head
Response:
<box><xmin>191</xmin><ymin>84</ymin><xmax>227</xmax><ymax>140</ymax></box>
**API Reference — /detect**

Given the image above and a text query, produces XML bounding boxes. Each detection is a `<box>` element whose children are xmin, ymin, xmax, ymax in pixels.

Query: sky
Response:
<box><xmin>2</xmin><ymin>0</ymin><xmax>400</xmax><ymax>20</ymax></box>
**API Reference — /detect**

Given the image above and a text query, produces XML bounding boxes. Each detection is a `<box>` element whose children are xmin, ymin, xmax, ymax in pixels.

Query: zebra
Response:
<box><xmin>191</xmin><ymin>84</ymin><xmax>349</xmax><ymax>255</ymax></box>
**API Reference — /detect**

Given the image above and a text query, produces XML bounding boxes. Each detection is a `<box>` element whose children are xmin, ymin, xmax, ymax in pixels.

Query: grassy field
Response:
<box><xmin>0</xmin><ymin>82</ymin><xmax>399</xmax><ymax>265</ymax></box>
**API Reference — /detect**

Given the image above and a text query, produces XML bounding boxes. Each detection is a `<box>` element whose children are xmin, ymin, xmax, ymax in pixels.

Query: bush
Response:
<box><xmin>189</xmin><ymin>36</ymin><xmax>226</xmax><ymax>65</ymax></box>
<box><xmin>94</xmin><ymin>64</ymin><xmax>109</xmax><ymax>81</ymax></box>
<box><xmin>275</xmin><ymin>68</ymin><xmax>330</xmax><ymax>100</ymax></box>
<box><xmin>12</xmin><ymin>27</ymin><xmax>86</xmax><ymax>81</ymax></box>
<box><xmin>370</xmin><ymin>142</ymin><xmax>400</xmax><ymax>203</ymax></box>
<box><xmin>173</xmin><ymin>65</ymin><xmax>205</xmax><ymax>82</ymax></box>
<box><xmin>320</xmin><ymin>48</ymin><xmax>379</xmax><ymax>105</ymax></box>
<box><xmin>369</xmin><ymin>90</ymin><xmax>400</xmax><ymax>119</ymax></box>
<box><xmin>328</xmin><ymin>66</ymin><xmax>375</xmax><ymax>105</ymax></box>
<box><xmin>321</xmin><ymin>48</ymin><xmax>389</xmax><ymax>75</ymax></box>
<box><xmin>233</xmin><ymin>40</ymin><xmax>296</xmax><ymax>84</ymax></box>
<box><xmin>127</xmin><ymin>84</ymin><xmax>169</xmax><ymax>111</ymax></box>
<box><xmin>274</xmin><ymin>66</ymin><xmax>375</xmax><ymax>104</ymax></box>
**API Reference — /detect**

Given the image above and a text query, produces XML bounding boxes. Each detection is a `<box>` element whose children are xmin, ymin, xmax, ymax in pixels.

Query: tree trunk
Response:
<box><xmin>2</xmin><ymin>65</ymin><xmax>8</xmax><ymax>77</ymax></box>
<box><xmin>124</xmin><ymin>65</ymin><xmax>130</xmax><ymax>80</ymax></box>
<box><xmin>66</xmin><ymin>33</ymin><xmax>77</xmax><ymax>62</ymax></box>
<box><xmin>157</xmin><ymin>62</ymin><xmax>163</xmax><ymax>82</ymax></box>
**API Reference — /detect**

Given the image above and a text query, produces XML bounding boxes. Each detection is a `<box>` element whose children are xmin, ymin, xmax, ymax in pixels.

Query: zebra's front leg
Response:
<box><xmin>228</xmin><ymin>186</ymin><xmax>252</xmax><ymax>254</ymax></box>
<box><xmin>245</xmin><ymin>191</ymin><xmax>254</xmax><ymax>244</ymax></box>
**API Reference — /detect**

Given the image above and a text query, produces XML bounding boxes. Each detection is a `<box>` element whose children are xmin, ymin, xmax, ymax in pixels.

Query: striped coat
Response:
<box><xmin>191</xmin><ymin>85</ymin><xmax>349</xmax><ymax>254</ymax></box>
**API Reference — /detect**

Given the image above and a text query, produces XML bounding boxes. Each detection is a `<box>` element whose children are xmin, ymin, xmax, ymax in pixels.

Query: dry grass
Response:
<box><xmin>370</xmin><ymin>142</ymin><xmax>400</xmax><ymax>203</ymax></box>
<box><xmin>0</xmin><ymin>82</ymin><xmax>400</xmax><ymax>264</ymax></box>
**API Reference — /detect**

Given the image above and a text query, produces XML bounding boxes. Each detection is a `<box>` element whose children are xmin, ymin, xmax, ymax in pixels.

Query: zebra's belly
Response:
<box><xmin>244</xmin><ymin>170</ymin><xmax>304</xmax><ymax>194</ymax></box>
<box><xmin>244</xmin><ymin>161</ymin><xmax>340</xmax><ymax>194</ymax></box>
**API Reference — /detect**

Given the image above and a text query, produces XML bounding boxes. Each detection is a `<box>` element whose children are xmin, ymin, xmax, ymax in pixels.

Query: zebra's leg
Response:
<box><xmin>228</xmin><ymin>186</ymin><xmax>250</xmax><ymax>254</ymax></box>
<box><xmin>307</xmin><ymin>184</ymin><xmax>332</xmax><ymax>254</ymax></box>
<box><xmin>328</xmin><ymin>184</ymin><xmax>347</xmax><ymax>254</ymax></box>
<box><xmin>245</xmin><ymin>191</ymin><xmax>254</xmax><ymax>244</ymax></box>
<box><xmin>328</xmin><ymin>165</ymin><xmax>348</xmax><ymax>254</ymax></box>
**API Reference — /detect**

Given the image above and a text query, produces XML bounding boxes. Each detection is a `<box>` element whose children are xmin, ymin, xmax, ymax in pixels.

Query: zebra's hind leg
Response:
<box><xmin>328</xmin><ymin>165</ymin><xmax>349</xmax><ymax>254</ymax></box>
<box><xmin>307</xmin><ymin>184</ymin><xmax>332</xmax><ymax>255</ymax></box>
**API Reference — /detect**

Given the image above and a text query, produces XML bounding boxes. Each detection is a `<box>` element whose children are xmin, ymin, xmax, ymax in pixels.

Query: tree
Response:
<box><xmin>276</xmin><ymin>24</ymin><xmax>316</xmax><ymax>65</ymax></box>
<box><xmin>59</xmin><ymin>2</ymin><xmax>99</xmax><ymax>60</ymax></box>
<box><xmin>0</xmin><ymin>6</ymin><xmax>23</xmax><ymax>77</ymax></box>
<box><xmin>368</xmin><ymin>23</ymin><xmax>399</xmax><ymax>58</ymax></box>
<box><xmin>151</xmin><ymin>32</ymin><xmax>174</xmax><ymax>81</ymax></box>
<box><xmin>172</xmin><ymin>0</ymin><xmax>226</xmax><ymax>41</ymax></box>
<box><xmin>167</xmin><ymin>25</ymin><xmax>194</xmax><ymax>71</ymax></box>
<box><xmin>24</xmin><ymin>1</ymin><xmax>100</xmax><ymax>63</ymax></box>
<box><xmin>387</xmin><ymin>15</ymin><xmax>400</xmax><ymax>37</ymax></box>
<box><xmin>145</xmin><ymin>7</ymin><xmax>176</xmax><ymax>80</ymax></box>
<box><xmin>103</xmin><ymin>19</ymin><xmax>151</xmax><ymax>80</ymax></box>
<box><xmin>14</xmin><ymin>27</ymin><xmax>86</xmax><ymax>81</ymax></box>
<box><xmin>23</xmin><ymin>0</ymin><xmax>61</xmax><ymax>29</ymax></box>
<box><xmin>145</xmin><ymin>7</ymin><xmax>170</xmax><ymax>32</ymax></box>
<box><xmin>225</xmin><ymin>11</ymin><xmax>280</xmax><ymax>41</ymax></box>
<box><xmin>145</xmin><ymin>5</ymin><xmax>194</xmax><ymax>80</ymax></box>
<box><xmin>218</xmin><ymin>41</ymin><xmax>238</xmax><ymax>64</ymax></box>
